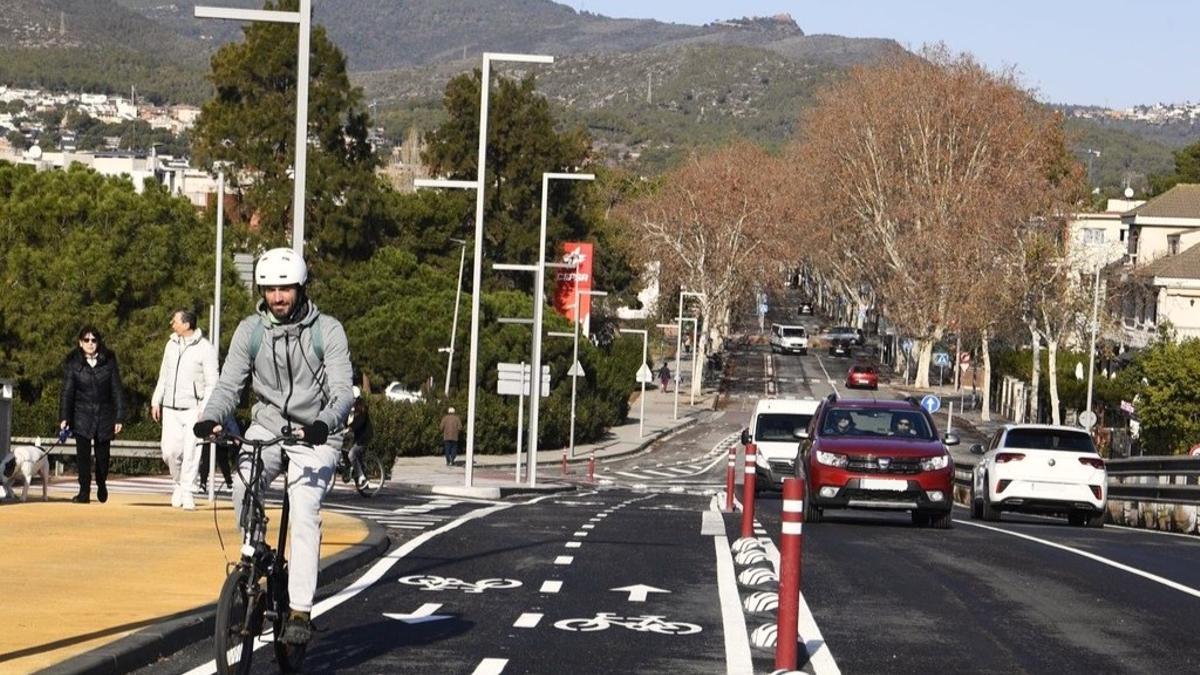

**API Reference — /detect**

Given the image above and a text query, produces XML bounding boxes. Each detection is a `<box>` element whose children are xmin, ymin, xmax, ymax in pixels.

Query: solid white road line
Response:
<box><xmin>956</xmin><ymin>519</ymin><xmax>1200</xmax><ymax>599</ymax></box>
<box><xmin>472</xmin><ymin>658</ymin><xmax>508</xmax><ymax>675</ymax></box>
<box><xmin>762</xmin><ymin>535</ymin><xmax>841</xmax><ymax>675</ymax></box>
<box><xmin>540</xmin><ymin>580</ymin><xmax>563</xmax><ymax>593</ymax></box>
<box><xmin>709</xmin><ymin>496</ymin><xmax>754</xmax><ymax>675</ymax></box>
<box><xmin>513</xmin><ymin>613</ymin><xmax>543</xmax><ymax>628</ymax></box>
<box><xmin>813</xmin><ymin>352</ymin><xmax>840</xmax><ymax>398</ymax></box>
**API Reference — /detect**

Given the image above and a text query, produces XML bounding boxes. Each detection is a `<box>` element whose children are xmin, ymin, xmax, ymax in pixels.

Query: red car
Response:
<box><xmin>845</xmin><ymin>364</ymin><xmax>879</xmax><ymax>390</ymax></box>
<box><xmin>800</xmin><ymin>397</ymin><xmax>958</xmax><ymax>528</ymax></box>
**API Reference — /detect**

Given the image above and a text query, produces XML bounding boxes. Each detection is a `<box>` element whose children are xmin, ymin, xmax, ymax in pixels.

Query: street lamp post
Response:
<box><xmin>195</xmin><ymin>1</ymin><xmax>312</xmax><ymax>253</ymax></box>
<box><xmin>206</xmin><ymin>169</ymin><xmax>225</xmax><ymax>505</ymax></box>
<box><xmin>676</xmin><ymin>291</ymin><xmax>706</xmax><ymax>420</ymax></box>
<box><xmin>1085</xmin><ymin>259</ymin><xmax>1103</xmax><ymax>416</ymax></box>
<box><xmin>439</xmin><ymin>238</ymin><xmax>468</xmax><ymax>396</ymax></box>
<box><xmin>413</xmin><ymin>51</ymin><xmax>554</xmax><ymax>487</ymax></box>
<box><xmin>618</xmin><ymin>328</ymin><xmax>649</xmax><ymax>439</ymax></box>
<box><xmin>677</xmin><ymin>317</ymin><xmax>698</xmax><ymax>406</ymax></box>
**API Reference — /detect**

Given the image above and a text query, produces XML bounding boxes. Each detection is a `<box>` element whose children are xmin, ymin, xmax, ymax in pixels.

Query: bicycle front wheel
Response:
<box><xmin>353</xmin><ymin>455</ymin><xmax>386</xmax><ymax>497</ymax></box>
<box><xmin>214</xmin><ymin>568</ymin><xmax>264</xmax><ymax>675</ymax></box>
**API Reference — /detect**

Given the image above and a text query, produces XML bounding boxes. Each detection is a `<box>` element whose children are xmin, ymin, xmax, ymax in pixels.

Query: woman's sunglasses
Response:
<box><xmin>80</xmin><ymin>337</ymin><xmax>98</xmax><ymax>343</ymax></box>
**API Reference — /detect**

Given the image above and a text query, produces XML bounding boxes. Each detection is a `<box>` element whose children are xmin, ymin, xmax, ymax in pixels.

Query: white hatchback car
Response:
<box><xmin>969</xmin><ymin>424</ymin><xmax>1107</xmax><ymax>527</ymax></box>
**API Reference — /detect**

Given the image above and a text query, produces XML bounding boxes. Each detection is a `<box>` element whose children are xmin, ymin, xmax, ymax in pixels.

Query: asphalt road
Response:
<box><xmin>140</xmin><ymin>295</ymin><xmax>1200</xmax><ymax>674</ymax></box>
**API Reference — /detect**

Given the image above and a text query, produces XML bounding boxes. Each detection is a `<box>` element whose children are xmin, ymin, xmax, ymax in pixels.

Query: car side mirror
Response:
<box><xmin>969</xmin><ymin>443</ymin><xmax>984</xmax><ymax>455</ymax></box>
<box><xmin>943</xmin><ymin>433</ymin><xmax>960</xmax><ymax>446</ymax></box>
<box><xmin>740</xmin><ymin>428</ymin><xmax>751</xmax><ymax>446</ymax></box>
<box><xmin>793</xmin><ymin>429</ymin><xmax>809</xmax><ymax>440</ymax></box>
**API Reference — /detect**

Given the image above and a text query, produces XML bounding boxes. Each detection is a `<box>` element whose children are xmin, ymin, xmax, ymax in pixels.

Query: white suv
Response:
<box><xmin>769</xmin><ymin>323</ymin><xmax>809</xmax><ymax>355</ymax></box>
<box><xmin>741</xmin><ymin>397</ymin><xmax>820</xmax><ymax>491</ymax></box>
<box><xmin>970</xmin><ymin>424</ymin><xmax>1107</xmax><ymax>527</ymax></box>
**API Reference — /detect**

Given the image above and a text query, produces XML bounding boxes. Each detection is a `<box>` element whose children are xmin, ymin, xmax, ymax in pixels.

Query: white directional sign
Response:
<box><xmin>1078</xmin><ymin>410</ymin><xmax>1097</xmax><ymax>430</ymax></box>
<box><xmin>611</xmin><ymin>584</ymin><xmax>671</xmax><ymax>602</ymax></box>
<box><xmin>383</xmin><ymin>603</ymin><xmax>451</xmax><ymax>624</ymax></box>
<box><xmin>497</xmin><ymin>362</ymin><xmax>550</xmax><ymax>397</ymax></box>
<box><xmin>568</xmin><ymin>360</ymin><xmax>586</xmax><ymax>377</ymax></box>
<box><xmin>635</xmin><ymin>363</ymin><xmax>653</xmax><ymax>384</ymax></box>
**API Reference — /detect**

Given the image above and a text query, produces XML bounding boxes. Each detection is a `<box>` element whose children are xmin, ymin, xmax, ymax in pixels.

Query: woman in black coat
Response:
<box><xmin>59</xmin><ymin>326</ymin><xmax>126</xmax><ymax>503</ymax></box>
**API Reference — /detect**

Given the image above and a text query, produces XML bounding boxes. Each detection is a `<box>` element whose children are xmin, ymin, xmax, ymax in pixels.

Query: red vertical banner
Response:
<box><xmin>554</xmin><ymin>242</ymin><xmax>594</xmax><ymax>333</ymax></box>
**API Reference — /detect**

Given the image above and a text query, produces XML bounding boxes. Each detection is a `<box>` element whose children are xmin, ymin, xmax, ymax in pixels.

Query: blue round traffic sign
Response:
<box><xmin>920</xmin><ymin>395</ymin><xmax>941</xmax><ymax>414</ymax></box>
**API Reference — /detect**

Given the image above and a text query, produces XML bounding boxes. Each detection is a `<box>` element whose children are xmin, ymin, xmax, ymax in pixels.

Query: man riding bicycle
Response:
<box><xmin>194</xmin><ymin>247</ymin><xmax>353</xmax><ymax>647</ymax></box>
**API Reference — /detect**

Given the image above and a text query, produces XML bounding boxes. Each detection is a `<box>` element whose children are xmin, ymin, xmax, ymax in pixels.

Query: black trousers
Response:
<box><xmin>198</xmin><ymin>442</ymin><xmax>233</xmax><ymax>486</ymax></box>
<box><xmin>75</xmin><ymin>437</ymin><xmax>111</xmax><ymax>495</ymax></box>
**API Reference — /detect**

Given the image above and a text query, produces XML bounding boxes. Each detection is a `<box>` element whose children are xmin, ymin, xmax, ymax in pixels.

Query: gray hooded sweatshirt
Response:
<box><xmin>200</xmin><ymin>299</ymin><xmax>353</xmax><ymax>446</ymax></box>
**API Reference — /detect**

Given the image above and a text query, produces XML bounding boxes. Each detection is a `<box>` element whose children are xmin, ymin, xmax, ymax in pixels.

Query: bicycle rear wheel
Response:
<box><xmin>214</xmin><ymin>568</ymin><xmax>264</xmax><ymax>675</ymax></box>
<box><xmin>353</xmin><ymin>455</ymin><xmax>386</xmax><ymax>497</ymax></box>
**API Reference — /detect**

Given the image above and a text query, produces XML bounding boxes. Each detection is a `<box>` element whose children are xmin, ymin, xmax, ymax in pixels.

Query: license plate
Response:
<box><xmin>861</xmin><ymin>478</ymin><xmax>907</xmax><ymax>491</ymax></box>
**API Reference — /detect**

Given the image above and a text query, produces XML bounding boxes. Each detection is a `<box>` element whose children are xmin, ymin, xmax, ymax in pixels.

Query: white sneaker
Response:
<box><xmin>171</xmin><ymin>485</ymin><xmax>183</xmax><ymax>508</ymax></box>
<box><xmin>182</xmin><ymin>493</ymin><xmax>196</xmax><ymax>511</ymax></box>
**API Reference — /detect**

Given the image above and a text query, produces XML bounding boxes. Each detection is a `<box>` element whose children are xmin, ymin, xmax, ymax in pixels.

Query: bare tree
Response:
<box><xmin>782</xmin><ymin>47</ymin><xmax>1082</xmax><ymax>387</ymax></box>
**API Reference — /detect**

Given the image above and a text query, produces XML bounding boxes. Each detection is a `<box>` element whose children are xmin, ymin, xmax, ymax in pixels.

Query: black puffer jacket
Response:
<box><xmin>59</xmin><ymin>349</ymin><xmax>126</xmax><ymax>441</ymax></box>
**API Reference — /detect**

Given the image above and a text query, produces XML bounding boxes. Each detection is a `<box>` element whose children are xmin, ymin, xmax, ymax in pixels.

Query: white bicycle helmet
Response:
<box><xmin>255</xmin><ymin>247</ymin><xmax>308</xmax><ymax>286</ymax></box>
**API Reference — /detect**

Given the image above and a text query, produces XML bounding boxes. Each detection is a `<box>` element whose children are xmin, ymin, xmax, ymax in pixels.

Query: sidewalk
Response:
<box><xmin>0</xmin><ymin>384</ymin><xmax>713</xmax><ymax>674</ymax></box>
<box><xmin>391</xmin><ymin>386</ymin><xmax>718</xmax><ymax>498</ymax></box>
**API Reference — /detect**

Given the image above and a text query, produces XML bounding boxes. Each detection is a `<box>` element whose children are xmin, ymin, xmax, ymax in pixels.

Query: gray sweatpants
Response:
<box><xmin>232</xmin><ymin>423</ymin><xmax>339</xmax><ymax>613</ymax></box>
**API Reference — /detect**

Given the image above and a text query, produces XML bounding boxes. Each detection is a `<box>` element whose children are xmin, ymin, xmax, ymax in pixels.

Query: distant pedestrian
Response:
<box><xmin>151</xmin><ymin>309</ymin><xmax>218</xmax><ymax>511</ymax></box>
<box><xmin>658</xmin><ymin>361</ymin><xmax>672</xmax><ymax>392</ymax></box>
<box><xmin>59</xmin><ymin>326</ymin><xmax>126</xmax><ymax>504</ymax></box>
<box><xmin>440</xmin><ymin>406</ymin><xmax>462</xmax><ymax>466</ymax></box>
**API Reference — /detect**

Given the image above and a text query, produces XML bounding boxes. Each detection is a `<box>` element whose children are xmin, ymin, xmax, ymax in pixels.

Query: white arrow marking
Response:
<box><xmin>383</xmin><ymin>603</ymin><xmax>452</xmax><ymax>624</ymax></box>
<box><xmin>611</xmin><ymin>584</ymin><xmax>671</xmax><ymax>602</ymax></box>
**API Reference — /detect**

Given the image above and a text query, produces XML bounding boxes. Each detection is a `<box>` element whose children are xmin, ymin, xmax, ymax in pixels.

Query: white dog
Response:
<box><xmin>0</xmin><ymin>440</ymin><xmax>50</xmax><ymax>502</ymax></box>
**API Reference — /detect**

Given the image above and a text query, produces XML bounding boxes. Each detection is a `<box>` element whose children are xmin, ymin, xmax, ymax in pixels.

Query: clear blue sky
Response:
<box><xmin>569</xmin><ymin>1</ymin><xmax>1198</xmax><ymax>108</ymax></box>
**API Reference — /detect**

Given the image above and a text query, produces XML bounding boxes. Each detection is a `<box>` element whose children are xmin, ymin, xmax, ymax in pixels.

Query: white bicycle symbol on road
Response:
<box><xmin>398</xmin><ymin>574</ymin><xmax>522</xmax><ymax>594</ymax></box>
<box><xmin>554</xmin><ymin>612</ymin><xmax>702</xmax><ymax>635</ymax></box>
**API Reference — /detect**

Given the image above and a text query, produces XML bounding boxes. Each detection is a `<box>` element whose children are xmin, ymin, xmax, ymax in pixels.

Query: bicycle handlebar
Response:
<box><xmin>212</xmin><ymin>430</ymin><xmax>301</xmax><ymax>448</ymax></box>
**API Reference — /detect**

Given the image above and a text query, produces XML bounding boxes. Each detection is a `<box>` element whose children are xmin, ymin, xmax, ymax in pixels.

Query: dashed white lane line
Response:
<box><xmin>565</xmin><ymin>541</ymin><xmax>582</xmax><ymax>549</ymax></box>
<box><xmin>540</xmin><ymin>580</ymin><xmax>563</xmax><ymax>593</ymax></box>
<box><xmin>956</xmin><ymin>519</ymin><xmax>1200</xmax><ymax>599</ymax></box>
<box><xmin>581</xmin><ymin>523</ymin><xmax>595</xmax><ymax>529</ymax></box>
<box><xmin>472</xmin><ymin>658</ymin><xmax>508</xmax><ymax>675</ymax></box>
<box><xmin>554</xmin><ymin>555</ymin><xmax>575</xmax><ymax>565</ymax></box>
<box><xmin>572</xmin><ymin>531</ymin><xmax>588</xmax><ymax>537</ymax></box>
<box><xmin>513</xmin><ymin>613</ymin><xmax>543</xmax><ymax>628</ymax></box>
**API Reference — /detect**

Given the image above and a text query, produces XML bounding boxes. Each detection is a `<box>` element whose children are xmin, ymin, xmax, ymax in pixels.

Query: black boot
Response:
<box><xmin>72</xmin><ymin>493</ymin><xmax>90</xmax><ymax>504</ymax></box>
<box><xmin>97</xmin><ymin>483</ymin><xmax>108</xmax><ymax>503</ymax></box>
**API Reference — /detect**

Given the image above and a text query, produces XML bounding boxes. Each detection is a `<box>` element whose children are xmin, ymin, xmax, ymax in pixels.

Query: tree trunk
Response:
<box><xmin>914</xmin><ymin>339</ymin><xmax>933</xmax><ymax>388</ymax></box>
<box><xmin>1047</xmin><ymin>338</ymin><xmax>1061</xmax><ymax>425</ymax></box>
<box><xmin>1028</xmin><ymin>323</ymin><xmax>1041</xmax><ymax>423</ymax></box>
<box><xmin>981</xmin><ymin>329</ymin><xmax>992</xmax><ymax>422</ymax></box>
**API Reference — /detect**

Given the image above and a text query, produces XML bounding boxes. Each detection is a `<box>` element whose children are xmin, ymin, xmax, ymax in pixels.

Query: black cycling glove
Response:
<box><xmin>301</xmin><ymin>421</ymin><xmax>329</xmax><ymax>446</ymax></box>
<box><xmin>193</xmin><ymin>420</ymin><xmax>219</xmax><ymax>439</ymax></box>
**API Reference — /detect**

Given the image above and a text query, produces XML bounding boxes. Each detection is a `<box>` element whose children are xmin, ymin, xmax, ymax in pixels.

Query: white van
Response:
<box><xmin>769</xmin><ymin>323</ymin><xmax>809</xmax><ymax>355</ymax></box>
<box><xmin>741</xmin><ymin>397</ymin><xmax>821</xmax><ymax>491</ymax></box>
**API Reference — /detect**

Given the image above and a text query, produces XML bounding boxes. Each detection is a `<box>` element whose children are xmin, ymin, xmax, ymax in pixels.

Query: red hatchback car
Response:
<box><xmin>845</xmin><ymin>364</ymin><xmax>879</xmax><ymax>390</ymax></box>
<box><xmin>799</xmin><ymin>397</ymin><xmax>958</xmax><ymax>528</ymax></box>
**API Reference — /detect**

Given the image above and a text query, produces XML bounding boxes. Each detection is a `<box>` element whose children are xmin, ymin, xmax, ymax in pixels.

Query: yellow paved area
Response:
<box><xmin>0</xmin><ymin>490</ymin><xmax>370</xmax><ymax>673</ymax></box>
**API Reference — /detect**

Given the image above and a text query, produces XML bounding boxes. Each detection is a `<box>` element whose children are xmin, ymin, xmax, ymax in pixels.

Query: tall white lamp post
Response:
<box><xmin>413</xmin><ymin>51</ymin><xmax>554</xmax><ymax>487</ymax></box>
<box><xmin>676</xmin><ymin>291</ymin><xmax>706</xmax><ymax>420</ymax></box>
<box><xmin>677</xmin><ymin>317</ymin><xmax>698</xmax><ymax>406</ymax></box>
<box><xmin>206</xmin><ymin>169</ymin><xmax>225</xmax><ymax>504</ymax></box>
<box><xmin>1085</xmin><ymin>255</ymin><xmax>1104</xmax><ymax>418</ymax></box>
<box><xmin>618</xmin><ymin>328</ymin><xmax>650</xmax><ymax>438</ymax></box>
<box><xmin>195</xmin><ymin>1</ymin><xmax>312</xmax><ymax>254</ymax></box>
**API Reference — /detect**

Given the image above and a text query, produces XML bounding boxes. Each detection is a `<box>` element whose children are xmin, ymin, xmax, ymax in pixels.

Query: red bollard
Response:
<box><xmin>740</xmin><ymin>443</ymin><xmax>758</xmax><ymax>538</ymax></box>
<box><xmin>724</xmin><ymin>444</ymin><xmax>736</xmax><ymax>512</ymax></box>
<box><xmin>588</xmin><ymin>451</ymin><xmax>595</xmax><ymax>482</ymax></box>
<box><xmin>775</xmin><ymin>477</ymin><xmax>805</xmax><ymax>671</ymax></box>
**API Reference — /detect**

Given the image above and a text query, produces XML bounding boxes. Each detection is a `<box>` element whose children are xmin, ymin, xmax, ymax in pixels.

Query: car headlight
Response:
<box><xmin>815</xmin><ymin>450</ymin><xmax>848</xmax><ymax>468</ymax></box>
<box><xmin>920</xmin><ymin>454</ymin><xmax>950</xmax><ymax>471</ymax></box>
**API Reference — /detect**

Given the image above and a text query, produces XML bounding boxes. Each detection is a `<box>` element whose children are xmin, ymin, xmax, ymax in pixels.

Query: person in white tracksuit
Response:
<box><xmin>151</xmin><ymin>309</ymin><xmax>218</xmax><ymax>511</ymax></box>
<box><xmin>194</xmin><ymin>248</ymin><xmax>353</xmax><ymax>647</ymax></box>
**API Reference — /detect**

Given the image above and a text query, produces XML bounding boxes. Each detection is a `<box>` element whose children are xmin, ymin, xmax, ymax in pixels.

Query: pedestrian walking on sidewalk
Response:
<box><xmin>440</xmin><ymin>407</ymin><xmax>462</xmax><ymax>466</ymax></box>
<box><xmin>152</xmin><ymin>309</ymin><xmax>218</xmax><ymax>511</ymax></box>
<box><xmin>59</xmin><ymin>326</ymin><xmax>126</xmax><ymax>504</ymax></box>
<box><xmin>193</xmin><ymin>247</ymin><xmax>353</xmax><ymax>647</ymax></box>
<box><xmin>658</xmin><ymin>361</ymin><xmax>672</xmax><ymax>393</ymax></box>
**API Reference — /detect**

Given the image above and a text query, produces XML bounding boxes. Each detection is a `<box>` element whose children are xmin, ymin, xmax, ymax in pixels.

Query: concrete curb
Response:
<box><xmin>40</xmin><ymin>517</ymin><xmax>391</xmax><ymax>675</ymax></box>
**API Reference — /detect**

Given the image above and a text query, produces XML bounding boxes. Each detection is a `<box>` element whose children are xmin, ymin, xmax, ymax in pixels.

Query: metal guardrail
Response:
<box><xmin>952</xmin><ymin>455</ymin><xmax>1200</xmax><ymax>506</ymax></box>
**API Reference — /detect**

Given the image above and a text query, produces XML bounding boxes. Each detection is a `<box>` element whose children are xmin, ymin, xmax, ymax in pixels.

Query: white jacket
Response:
<box><xmin>152</xmin><ymin>330</ymin><xmax>219</xmax><ymax>410</ymax></box>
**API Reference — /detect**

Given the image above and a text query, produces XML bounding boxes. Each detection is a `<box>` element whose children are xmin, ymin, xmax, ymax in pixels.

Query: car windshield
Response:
<box><xmin>1003</xmin><ymin>428</ymin><xmax>1097</xmax><ymax>453</ymax></box>
<box><xmin>781</xmin><ymin>327</ymin><xmax>806</xmax><ymax>338</ymax></box>
<box><xmin>756</xmin><ymin>413</ymin><xmax>813</xmax><ymax>441</ymax></box>
<box><xmin>851</xmin><ymin>366</ymin><xmax>875</xmax><ymax>374</ymax></box>
<box><xmin>821</xmin><ymin>409</ymin><xmax>934</xmax><ymax>440</ymax></box>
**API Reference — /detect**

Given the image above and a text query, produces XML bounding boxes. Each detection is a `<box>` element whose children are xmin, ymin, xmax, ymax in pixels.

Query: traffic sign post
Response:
<box><xmin>621</xmin><ymin>328</ymin><xmax>652</xmax><ymax>439</ymax></box>
<box><xmin>1078</xmin><ymin>410</ymin><xmax>1097</xmax><ymax>430</ymax></box>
